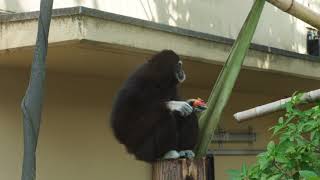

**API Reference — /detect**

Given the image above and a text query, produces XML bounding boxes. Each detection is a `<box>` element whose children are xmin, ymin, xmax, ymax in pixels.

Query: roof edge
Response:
<box><xmin>0</xmin><ymin>6</ymin><xmax>319</xmax><ymax>62</ymax></box>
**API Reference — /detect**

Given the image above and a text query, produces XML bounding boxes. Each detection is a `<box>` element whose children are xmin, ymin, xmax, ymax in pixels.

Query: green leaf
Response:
<box><xmin>311</xmin><ymin>131</ymin><xmax>316</xmax><ymax>141</ymax></box>
<box><xmin>241</xmin><ymin>163</ymin><xmax>247</xmax><ymax>176</ymax></box>
<box><xmin>267</xmin><ymin>141</ymin><xmax>275</xmax><ymax>151</ymax></box>
<box><xmin>258</xmin><ymin>156</ymin><xmax>271</xmax><ymax>170</ymax></box>
<box><xmin>272</xmin><ymin>125</ymin><xmax>283</xmax><ymax>135</ymax></box>
<box><xmin>268</xmin><ymin>174</ymin><xmax>282</xmax><ymax>180</ymax></box>
<box><xmin>307</xmin><ymin>177</ymin><xmax>320</xmax><ymax>180</ymax></box>
<box><xmin>299</xmin><ymin>170</ymin><xmax>318</xmax><ymax>178</ymax></box>
<box><xmin>227</xmin><ymin>169</ymin><xmax>241</xmax><ymax>180</ymax></box>
<box><xmin>279</xmin><ymin>117</ymin><xmax>284</xmax><ymax>124</ymax></box>
<box><xmin>275</xmin><ymin>153</ymin><xmax>288</xmax><ymax>163</ymax></box>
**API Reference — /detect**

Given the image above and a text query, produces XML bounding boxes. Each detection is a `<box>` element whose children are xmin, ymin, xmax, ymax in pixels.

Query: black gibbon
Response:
<box><xmin>111</xmin><ymin>50</ymin><xmax>203</xmax><ymax>163</ymax></box>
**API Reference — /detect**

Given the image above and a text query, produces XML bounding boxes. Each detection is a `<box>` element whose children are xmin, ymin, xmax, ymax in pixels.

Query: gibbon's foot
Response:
<box><xmin>179</xmin><ymin>150</ymin><xmax>195</xmax><ymax>159</ymax></box>
<box><xmin>162</xmin><ymin>150</ymin><xmax>180</xmax><ymax>160</ymax></box>
<box><xmin>166</xmin><ymin>101</ymin><xmax>193</xmax><ymax>116</ymax></box>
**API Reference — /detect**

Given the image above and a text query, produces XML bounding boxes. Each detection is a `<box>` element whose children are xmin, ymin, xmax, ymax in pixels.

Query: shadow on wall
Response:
<box><xmin>3</xmin><ymin>0</ymin><xmax>311</xmax><ymax>54</ymax></box>
<box><xmin>138</xmin><ymin>0</ymin><xmax>157</xmax><ymax>21</ymax></box>
<box><xmin>139</xmin><ymin>0</ymin><xmax>307</xmax><ymax>54</ymax></box>
<box><xmin>4</xmin><ymin>0</ymin><xmax>311</xmax><ymax>53</ymax></box>
<box><xmin>142</xmin><ymin>0</ymin><xmax>216</xmax><ymax>34</ymax></box>
<box><xmin>2</xmin><ymin>0</ymin><xmax>22</xmax><ymax>13</ymax></box>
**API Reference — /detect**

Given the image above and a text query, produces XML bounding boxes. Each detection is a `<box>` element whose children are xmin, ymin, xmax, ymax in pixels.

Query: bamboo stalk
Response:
<box><xmin>267</xmin><ymin>0</ymin><xmax>320</xmax><ymax>30</ymax></box>
<box><xmin>194</xmin><ymin>0</ymin><xmax>266</xmax><ymax>158</ymax></box>
<box><xmin>234</xmin><ymin>89</ymin><xmax>320</xmax><ymax>122</ymax></box>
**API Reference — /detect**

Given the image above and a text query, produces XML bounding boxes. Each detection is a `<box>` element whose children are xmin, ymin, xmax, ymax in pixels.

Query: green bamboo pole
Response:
<box><xmin>267</xmin><ymin>0</ymin><xmax>320</xmax><ymax>30</ymax></box>
<box><xmin>194</xmin><ymin>0</ymin><xmax>266</xmax><ymax>158</ymax></box>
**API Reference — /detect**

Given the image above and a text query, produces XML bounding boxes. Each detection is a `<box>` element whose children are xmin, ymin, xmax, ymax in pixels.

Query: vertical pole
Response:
<box><xmin>21</xmin><ymin>0</ymin><xmax>53</xmax><ymax>180</ymax></box>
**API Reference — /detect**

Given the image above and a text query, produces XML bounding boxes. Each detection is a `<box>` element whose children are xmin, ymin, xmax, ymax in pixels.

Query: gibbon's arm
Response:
<box><xmin>166</xmin><ymin>101</ymin><xmax>193</xmax><ymax>116</ymax></box>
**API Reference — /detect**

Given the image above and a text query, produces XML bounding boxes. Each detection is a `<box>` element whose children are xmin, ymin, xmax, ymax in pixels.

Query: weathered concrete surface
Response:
<box><xmin>1</xmin><ymin>0</ymin><xmax>320</xmax><ymax>53</ymax></box>
<box><xmin>0</xmin><ymin>7</ymin><xmax>320</xmax><ymax>81</ymax></box>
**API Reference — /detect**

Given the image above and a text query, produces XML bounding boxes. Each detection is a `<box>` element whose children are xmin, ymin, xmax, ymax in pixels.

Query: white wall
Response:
<box><xmin>1</xmin><ymin>0</ymin><xmax>319</xmax><ymax>53</ymax></box>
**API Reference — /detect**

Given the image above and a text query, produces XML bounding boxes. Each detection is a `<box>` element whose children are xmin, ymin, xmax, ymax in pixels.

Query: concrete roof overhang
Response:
<box><xmin>0</xmin><ymin>6</ymin><xmax>319</xmax><ymax>96</ymax></box>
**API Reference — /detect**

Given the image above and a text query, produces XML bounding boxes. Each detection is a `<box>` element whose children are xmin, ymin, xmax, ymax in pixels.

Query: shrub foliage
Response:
<box><xmin>229</xmin><ymin>94</ymin><xmax>320</xmax><ymax>180</ymax></box>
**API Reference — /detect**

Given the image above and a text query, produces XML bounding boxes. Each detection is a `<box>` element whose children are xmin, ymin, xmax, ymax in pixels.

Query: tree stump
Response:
<box><xmin>152</xmin><ymin>158</ymin><xmax>208</xmax><ymax>180</ymax></box>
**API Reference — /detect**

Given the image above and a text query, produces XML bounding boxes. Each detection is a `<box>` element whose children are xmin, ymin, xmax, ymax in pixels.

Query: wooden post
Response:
<box><xmin>152</xmin><ymin>158</ymin><xmax>207</xmax><ymax>180</ymax></box>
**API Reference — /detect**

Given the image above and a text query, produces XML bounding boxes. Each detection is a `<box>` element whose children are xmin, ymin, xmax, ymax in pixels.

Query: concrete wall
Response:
<box><xmin>3</xmin><ymin>15</ymin><xmax>320</xmax><ymax>81</ymax></box>
<box><xmin>1</xmin><ymin>32</ymin><xmax>319</xmax><ymax>179</ymax></box>
<box><xmin>1</xmin><ymin>68</ymin><xmax>151</xmax><ymax>180</ymax></box>
<box><xmin>1</xmin><ymin>0</ymin><xmax>319</xmax><ymax>53</ymax></box>
<box><xmin>0</xmin><ymin>65</ymin><xmax>286</xmax><ymax>180</ymax></box>
<box><xmin>1</xmin><ymin>1</ymin><xmax>319</xmax><ymax>179</ymax></box>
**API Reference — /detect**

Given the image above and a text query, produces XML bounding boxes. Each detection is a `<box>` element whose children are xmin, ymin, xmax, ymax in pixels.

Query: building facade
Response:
<box><xmin>0</xmin><ymin>0</ymin><xmax>320</xmax><ymax>179</ymax></box>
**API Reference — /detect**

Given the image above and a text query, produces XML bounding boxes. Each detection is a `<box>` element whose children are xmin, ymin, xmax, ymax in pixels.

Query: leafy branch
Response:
<box><xmin>229</xmin><ymin>93</ymin><xmax>320</xmax><ymax>180</ymax></box>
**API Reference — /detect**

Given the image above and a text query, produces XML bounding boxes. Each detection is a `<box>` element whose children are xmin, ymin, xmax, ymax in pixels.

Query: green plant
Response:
<box><xmin>228</xmin><ymin>93</ymin><xmax>320</xmax><ymax>180</ymax></box>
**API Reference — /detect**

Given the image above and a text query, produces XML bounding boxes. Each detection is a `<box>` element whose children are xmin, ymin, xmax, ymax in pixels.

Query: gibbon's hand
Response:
<box><xmin>166</xmin><ymin>101</ymin><xmax>193</xmax><ymax>116</ymax></box>
<box><xmin>187</xmin><ymin>98</ymin><xmax>207</xmax><ymax>112</ymax></box>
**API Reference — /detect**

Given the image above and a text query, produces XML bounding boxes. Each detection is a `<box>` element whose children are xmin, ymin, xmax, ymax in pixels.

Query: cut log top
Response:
<box><xmin>152</xmin><ymin>158</ymin><xmax>207</xmax><ymax>180</ymax></box>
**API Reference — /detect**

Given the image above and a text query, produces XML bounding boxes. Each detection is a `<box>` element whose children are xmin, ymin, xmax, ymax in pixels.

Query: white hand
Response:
<box><xmin>166</xmin><ymin>101</ymin><xmax>193</xmax><ymax>116</ymax></box>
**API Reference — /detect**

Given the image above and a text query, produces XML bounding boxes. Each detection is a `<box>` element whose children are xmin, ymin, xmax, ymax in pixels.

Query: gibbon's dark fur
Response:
<box><xmin>111</xmin><ymin>50</ymin><xmax>198</xmax><ymax>163</ymax></box>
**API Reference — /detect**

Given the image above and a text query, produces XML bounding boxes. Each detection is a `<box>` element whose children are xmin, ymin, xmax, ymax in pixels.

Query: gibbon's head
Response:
<box><xmin>148</xmin><ymin>50</ymin><xmax>186</xmax><ymax>85</ymax></box>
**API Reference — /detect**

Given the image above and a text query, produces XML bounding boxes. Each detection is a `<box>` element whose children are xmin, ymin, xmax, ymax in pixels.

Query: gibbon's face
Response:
<box><xmin>147</xmin><ymin>50</ymin><xmax>185</xmax><ymax>85</ymax></box>
<box><xmin>175</xmin><ymin>60</ymin><xmax>186</xmax><ymax>83</ymax></box>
